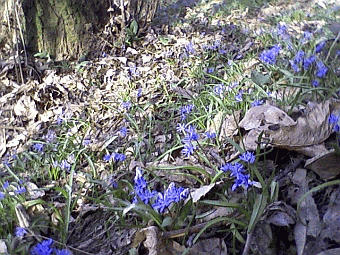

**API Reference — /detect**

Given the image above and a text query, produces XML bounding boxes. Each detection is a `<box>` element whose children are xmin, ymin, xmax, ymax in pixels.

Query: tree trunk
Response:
<box><xmin>0</xmin><ymin>0</ymin><xmax>110</xmax><ymax>61</ymax></box>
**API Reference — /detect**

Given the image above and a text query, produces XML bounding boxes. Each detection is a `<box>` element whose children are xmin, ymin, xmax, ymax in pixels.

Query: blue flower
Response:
<box><xmin>3</xmin><ymin>180</ymin><xmax>9</xmax><ymax>189</ymax></box>
<box><xmin>182</xmin><ymin>131</ymin><xmax>199</xmax><ymax>143</ymax></box>
<box><xmin>334</xmin><ymin>124</ymin><xmax>340</xmax><ymax>133</ymax></box>
<box><xmin>181</xmin><ymin>142</ymin><xmax>195</xmax><ymax>157</ymax></box>
<box><xmin>30</xmin><ymin>238</ymin><xmax>53</xmax><ymax>255</ymax></box>
<box><xmin>260</xmin><ymin>44</ymin><xmax>281</xmax><ymax>65</ymax></box>
<box><xmin>239</xmin><ymin>151</ymin><xmax>256</xmax><ymax>164</ymax></box>
<box><xmin>44</xmin><ymin>130</ymin><xmax>56</xmax><ymax>143</ymax></box>
<box><xmin>152</xmin><ymin>193</ymin><xmax>169</xmax><ymax>213</ymax></box>
<box><xmin>221</xmin><ymin>163</ymin><xmax>233</xmax><ymax>172</ymax></box>
<box><xmin>152</xmin><ymin>183</ymin><xmax>189</xmax><ymax>213</ymax></box>
<box><xmin>329</xmin><ymin>114</ymin><xmax>339</xmax><ymax>124</ymax></box>
<box><xmin>204</xmin><ymin>131</ymin><xmax>216</xmax><ymax>139</ymax></box>
<box><xmin>185</xmin><ymin>41</ymin><xmax>195</xmax><ymax>54</ymax></box>
<box><xmin>176</xmin><ymin>123</ymin><xmax>187</xmax><ymax>133</ymax></box>
<box><xmin>315</xmin><ymin>41</ymin><xmax>326</xmax><ymax>53</ymax></box>
<box><xmin>290</xmin><ymin>60</ymin><xmax>301</xmax><ymax>73</ymax></box>
<box><xmin>54</xmin><ymin>249</ymin><xmax>71</xmax><ymax>255</ymax></box>
<box><xmin>59</xmin><ymin>160</ymin><xmax>71</xmax><ymax>171</ymax></box>
<box><xmin>112</xmin><ymin>153</ymin><xmax>126</xmax><ymax>162</ymax></box>
<box><xmin>185</xmin><ymin>124</ymin><xmax>196</xmax><ymax>134</ymax></box>
<box><xmin>121</xmin><ymin>101</ymin><xmax>132</xmax><ymax>110</ymax></box>
<box><xmin>304</xmin><ymin>31</ymin><xmax>313</xmax><ymax>39</ymax></box>
<box><xmin>293</xmin><ymin>50</ymin><xmax>305</xmax><ymax>64</ymax></box>
<box><xmin>56</xmin><ymin>116</ymin><xmax>63</xmax><ymax>125</ymax></box>
<box><xmin>0</xmin><ymin>192</ymin><xmax>5</xmax><ymax>201</ymax></box>
<box><xmin>103</xmin><ymin>154</ymin><xmax>111</xmax><ymax>161</ymax></box>
<box><xmin>276</xmin><ymin>24</ymin><xmax>287</xmax><ymax>36</ymax></box>
<box><xmin>136</xmin><ymin>88</ymin><xmax>142</xmax><ymax>98</ymax></box>
<box><xmin>311</xmin><ymin>80</ymin><xmax>320</xmax><ymax>87</ymax></box>
<box><xmin>137</xmin><ymin>189</ymin><xmax>157</xmax><ymax>204</ymax></box>
<box><xmin>207</xmin><ymin>67</ymin><xmax>215</xmax><ymax>74</ymax></box>
<box><xmin>214</xmin><ymin>84</ymin><xmax>225</xmax><ymax>97</ymax></box>
<box><xmin>251</xmin><ymin>100</ymin><xmax>264</xmax><ymax>107</ymax></box>
<box><xmin>119</xmin><ymin>127</ymin><xmax>128</xmax><ymax>137</ymax></box>
<box><xmin>231</xmin><ymin>173</ymin><xmax>255</xmax><ymax>191</ymax></box>
<box><xmin>316</xmin><ymin>61</ymin><xmax>328</xmax><ymax>78</ymax></box>
<box><xmin>235</xmin><ymin>91</ymin><xmax>243</xmax><ymax>102</ymax></box>
<box><xmin>33</xmin><ymin>144</ymin><xmax>44</xmax><ymax>153</ymax></box>
<box><xmin>15</xmin><ymin>186</ymin><xmax>26</xmax><ymax>194</ymax></box>
<box><xmin>129</xmin><ymin>66</ymin><xmax>140</xmax><ymax>76</ymax></box>
<box><xmin>133</xmin><ymin>168</ymin><xmax>156</xmax><ymax>204</ymax></box>
<box><xmin>229</xmin><ymin>163</ymin><xmax>246</xmax><ymax>178</ymax></box>
<box><xmin>180</xmin><ymin>104</ymin><xmax>194</xmax><ymax>120</ymax></box>
<box><xmin>15</xmin><ymin>227</ymin><xmax>27</xmax><ymax>237</ymax></box>
<box><xmin>303</xmin><ymin>55</ymin><xmax>316</xmax><ymax>70</ymax></box>
<box><xmin>82</xmin><ymin>137</ymin><xmax>91</xmax><ymax>146</ymax></box>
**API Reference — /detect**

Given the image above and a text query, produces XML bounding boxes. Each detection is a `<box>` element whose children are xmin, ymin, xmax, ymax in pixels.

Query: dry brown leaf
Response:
<box><xmin>14</xmin><ymin>95</ymin><xmax>38</xmax><ymax>120</ymax></box>
<box><xmin>239</xmin><ymin>100</ymin><xmax>340</xmax><ymax>156</ymax></box>
<box><xmin>305</xmin><ymin>149</ymin><xmax>340</xmax><ymax>180</ymax></box>
<box><xmin>207</xmin><ymin>110</ymin><xmax>241</xmax><ymax>140</ymax></box>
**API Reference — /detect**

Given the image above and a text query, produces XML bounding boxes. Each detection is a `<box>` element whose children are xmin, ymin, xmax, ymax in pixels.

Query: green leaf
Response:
<box><xmin>192</xmin><ymin>216</ymin><xmax>247</xmax><ymax>245</ymax></box>
<box><xmin>248</xmin><ymin>194</ymin><xmax>268</xmax><ymax>234</ymax></box>
<box><xmin>251</xmin><ymin>70</ymin><xmax>271</xmax><ymax>86</ymax></box>
<box><xmin>34</xmin><ymin>51</ymin><xmax>50</xmax><ymax>59</ymax></box>
<box><xmin>130</xmin><ymin>20</ymin><xmax>138</xmax><ymax>35</ymax></box>
<box><xmin>159</xmin><ymin>36</ymin><xmax>171</xmax><ymax>45</ymax></box>
<box><xmin>162</xmin><ymin>216</ymin><xmax>173</xmax><ymax>228</ymax></box>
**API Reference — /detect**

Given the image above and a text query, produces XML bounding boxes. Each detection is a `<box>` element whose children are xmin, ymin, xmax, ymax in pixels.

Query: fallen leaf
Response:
<box><xmin>207</xmin><ymin>111</ymin><xmax>240</xmax><ymax>140</ymax></box>
<box><xmin>321</xmin><ymin>205</ymin><xmax>340</xmax><ymax>243</ymax></box>
<box><xmin>14</xmin><ymin>95</ymin><xmax>38</xmax><ymax>120</ymax></box>
<box><xmin>239</xmin><ymin>99</ymin><xmax>340</xmax><ymax>156</ymax></box>
<box><xmin>26</xmin><ymin>182</ymin><xmax>45</xmax><ymax>200</ymax></box>
<box><xmin>305</xmin><ymin>149</ymin><xmax>340</xmax><ymax>180</ymax></box>
<box><xmin>189</xmin><ymin>238</ymin><xmax>228</xmax><ymax>255</ymax></box>
<box><xmin>188</xmin><ymin>183</ymin><xmax>215</xmax><ymax>203</ymax></box>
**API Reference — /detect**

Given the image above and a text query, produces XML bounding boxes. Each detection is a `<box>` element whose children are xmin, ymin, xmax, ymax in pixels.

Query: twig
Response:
<box><xmin>0</xmin><ymin>125</ymin><xmax>26</xmax><ymax>131</ymax></box>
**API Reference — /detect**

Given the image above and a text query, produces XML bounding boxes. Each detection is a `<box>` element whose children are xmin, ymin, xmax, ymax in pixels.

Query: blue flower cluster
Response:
<box><xmin>221</xmin><ymin>151</ymin><xmax>256</xmax><ymax>191</ymax></box>
<box><xmin>30</xmin><ymin>238</ymin><xmax>70</xmax><ymax>255</ymax></box>
<box><xmin>53</xmin><ymin>155</ymin><xmax>75</xmax><ymax>172</ymax></box>
<box><xmin>132</xmin><ymin>167</ymin><xmax>157</xmax><ymax>204</ymax></box>
<box><xmin>0</xmin><ymin>180</ymin><xmax>26</xmax><ymax>201</ymax></box>
<box><xmin>260</xmin><ymin>26</ymin><xmax>332</xmax><ymax>88</ymax></box>
<box><xmin>178</xmin><ymin>124</ymin><xmax>199</xmax><ymax>157</ymax></box>
<box><xmin>103</xmin><ymin>152</ymin><xmax>126</xmax><ymax>162</ymax></box>
<box><xmin>251</xmin><ymin>99</ymin><xmax>264</xmax><ymax>107</ymax></box>
<box><xmin>213</xmin><ymin>83</ymin><xmax>226</xmax><ymax>97</ymax></box>
<box><xmin>121</xmin><ymin>101</ymin><xmax>132</xmax><ymax>111</ymax></box>
<box><xmin>152</xmin><ymin>182</ymin><xmax>190</xmax><ymax>213</ymax></box>
<box><xmin>185</xmin><ymin>41</ymin><xmax>195</xmax><ymax>54</ymax></box>
<box><xmin>15</xmin><ymin>186</ymin><xmax>26</xmax><ymax>194</ymax></box>
<box><xmin>1</xmin><ymin>180</ymin><xmax>9</xmax><ymax>198</ymax></box>
<box><xmin>180</xmin><ymin>104</ymin><xmax>194</xmax><ymax>121</ymax></box>
<box><xmin>132</xmin><ymin>168</ymin><xmax>189</xmax><ymax>213</ymax></box>
<box><xmin>260</xmin><ymin>44</ymin><xmax>281</xmax><ymax>65</ymax></box>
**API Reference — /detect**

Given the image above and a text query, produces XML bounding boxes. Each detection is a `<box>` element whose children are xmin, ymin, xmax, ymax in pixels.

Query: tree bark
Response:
<box><xmin>15</xmin><ymin>0</ymin><xmax>109</xmax><ymax>60</ymax></box>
